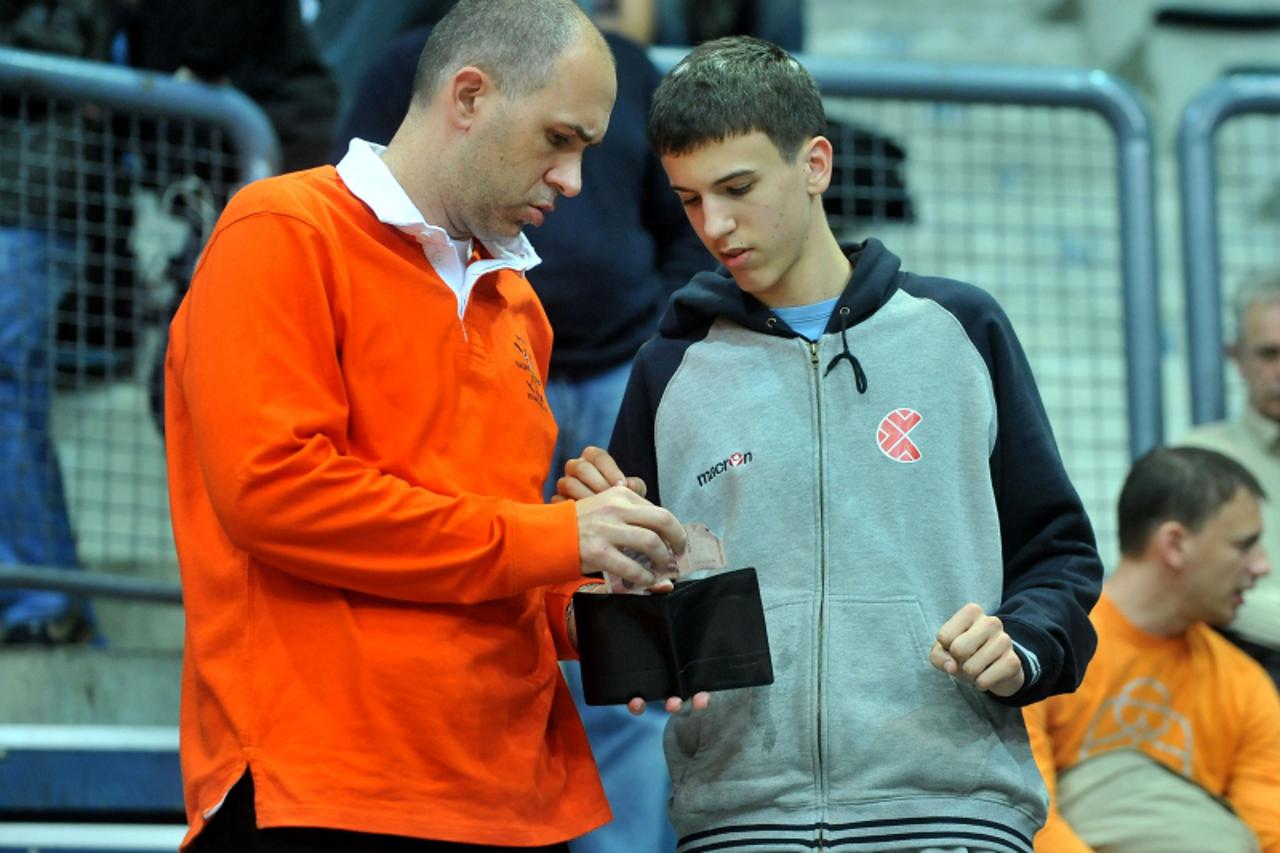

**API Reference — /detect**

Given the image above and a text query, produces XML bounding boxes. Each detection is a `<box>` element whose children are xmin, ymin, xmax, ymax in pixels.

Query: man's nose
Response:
<box><xmin>546</xmin><ymin>156</ymin><xmax>583</xmax><ymax>198</ymax></box>
<box><xmin>1251</xmin><ymin>546</ymin><xmax>1271</xmax><ymax>578</ymax></box>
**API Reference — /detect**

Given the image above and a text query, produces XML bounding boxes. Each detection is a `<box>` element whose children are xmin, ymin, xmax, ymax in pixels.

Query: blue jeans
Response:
<box><xmin>0</xmin><ymin>228</ymin><xmax>82</xmax><ymax>631</ymax></box>
<box><xmin>544</xmin><ymin>363</ymin><xmax>675</xmax><ymax>853</ymax></box>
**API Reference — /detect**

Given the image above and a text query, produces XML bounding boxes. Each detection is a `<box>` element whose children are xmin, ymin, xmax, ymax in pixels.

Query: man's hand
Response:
<box><xmin>555</xmin><ymin>445</ymin><xmax>647</xmax><ymax>501</ymax></box>
<box><xmin>565</xmin><ymin>447</ymin><xmax>702</xmax><ymax>709</ymax></box>
<box><xmin>575</xmin><ymin>485</ymin><xmax>686</xmax><ymax>588</ymax></box>
<box><xmin>929</xmin><ymin>603</ymin><xmax>1025</xmax><ymax>697</ymax></box>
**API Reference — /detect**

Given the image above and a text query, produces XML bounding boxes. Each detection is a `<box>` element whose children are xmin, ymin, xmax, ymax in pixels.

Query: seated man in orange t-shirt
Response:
<box><xmin>1025</xmin><ymin>446</ymin><xmax>1280</xmax><ymax>852</ymax></box>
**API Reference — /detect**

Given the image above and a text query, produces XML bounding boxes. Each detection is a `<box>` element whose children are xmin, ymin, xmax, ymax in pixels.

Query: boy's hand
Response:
<box><xmin>554</xmin><ymin>446</ymin><xmax>647</xmax><ymax>501</ymax></box>
<box><xmin>627</xmin><ymin>692</ymin><xmax>711</xmax><ymax>716</ymax></box>
<box><xmin>929</xmin><ymin>603</ymin><xmax>1025</xmax><ymax>697</ymax></box>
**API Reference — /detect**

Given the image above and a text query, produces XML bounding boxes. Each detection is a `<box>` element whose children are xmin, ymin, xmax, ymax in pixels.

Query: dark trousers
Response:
<box><xmin>189</xmin><ymin>771</ymin><xmax>570</xmax><ymax>853</ymax></box>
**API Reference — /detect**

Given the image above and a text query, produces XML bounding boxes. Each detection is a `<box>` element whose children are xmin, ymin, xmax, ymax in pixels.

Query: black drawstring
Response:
<box><xmin>824</xmin><ymin>307</ymin><xmax>867</xmax><ymax>394</ymax></box>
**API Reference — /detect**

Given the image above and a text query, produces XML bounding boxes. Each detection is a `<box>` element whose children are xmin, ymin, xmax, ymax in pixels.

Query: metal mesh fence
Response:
<box><xmin>1181</xmin><ymin>75</ymin><xmax>1280</xmax><ymax>426</ymax></box>
<box><xmin>822</xmin><ymin>97</ymin><xmax>1136</xmax><ymax>561</ymax></box>
<box><xmin>0</xmin><ymin>52</ymin><xmax>275</xmax><ymax>598</ymax></box>
<box><xmin>1209</xmin><ymin>111</ymin><xmax>1280</xmax><ymax>408</ymax></box>
<box><xmin>4</xmin><ymin>50</ymin><xmax>1158</xmax><ymax>590</ymax></box>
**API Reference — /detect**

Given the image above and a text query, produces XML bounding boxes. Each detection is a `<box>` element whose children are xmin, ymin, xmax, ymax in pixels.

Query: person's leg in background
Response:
<box><xmin>544</xmin><ymin>361</ymin><xmax>676</xmax><ymax>853</ymax></box>
<box><xmin>0</xmin><ymin>228</ymin><xmax>92</xmax><ymax>643</ymax></box>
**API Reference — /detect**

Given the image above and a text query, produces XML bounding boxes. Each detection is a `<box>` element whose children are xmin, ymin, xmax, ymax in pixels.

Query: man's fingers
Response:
<box><xmin>564</xmin><ymin>456</ymin><xmax>616</xmax><ymax>495</ymax></box>
<box><xmin>575</xmin><ymin>487</ymin><xmax>686</xmax><ymax>584</ymax></box>
<box><xmin>558</xmin><ymin>471</ymin><xmax>646</xmax><ymax>501</ymax></box>
<box><xmin>611</xmin><ymin>522</ymin><xmax>674</xmax><ymax>574</ymax></box>
<box><xmin>557</xmin><ymin>475</ymin><xmax>599</xmax><ymax>501</ymax></box>
<box><xmin>935</xmin><ymin>602</ymin><xmax>984</xmax><ymax>650</ymax></box>
<box><xmin>580</xmin><ymin>446</ymin><xmax>629</xmax><ymax>485</ymax></box>
<box><xmin>637</xmin><ymin>506</ymin><xmax>686</xmax><ymax>556</ymax></box>
<box><xmin>624</xmin><ymin>476</ymin><xmax>647</xmax><ymax>498</ymax></box>
<box><xmin>612</xmin><ymin>500</ymin><xmax>686</xmax><ymax>561</ymax></box>
<box><xmin>590</xmin><ymin>545</ymin><xmax>658</xmax><ymax>588</ymax></box>
<box><xmin>627</xmin><ymin>697</ymin><xmax>648</xmax><ymax>715</ymax></box>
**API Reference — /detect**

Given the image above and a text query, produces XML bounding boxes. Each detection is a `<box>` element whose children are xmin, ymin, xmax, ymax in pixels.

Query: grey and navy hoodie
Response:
<box><xmin>608</xmin><ymin>239</ymin><xmax>1103</xmax><ymax>853</ymax></box>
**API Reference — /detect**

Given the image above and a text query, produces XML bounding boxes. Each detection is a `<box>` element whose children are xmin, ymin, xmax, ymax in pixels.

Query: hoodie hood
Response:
<box><xmin>658</xmin><ymin>238</ymin><xmax>905</xmax><ymax>339</ymax></box>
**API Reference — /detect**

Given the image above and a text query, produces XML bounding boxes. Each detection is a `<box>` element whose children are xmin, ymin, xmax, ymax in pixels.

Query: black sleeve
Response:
<box><xmin>924</xmin><ymin>278</ymin><xmax>1103</xmax><ymax>706</ymax></box>
<box><xmin>609</xmin><ymin>344</ymin><xmax>665</xmax><ymax>507</ymax></box>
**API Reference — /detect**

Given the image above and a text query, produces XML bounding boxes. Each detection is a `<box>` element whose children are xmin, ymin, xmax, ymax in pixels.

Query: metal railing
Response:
<box><xmin>1179</xmin><ymin>73</ymin><xmax>1280</xmax><ymax>424</ymax></box>
<box><xmin>2</xmin><ymin>48</ymin><xmax>1163</xmax><ymax>595</ymax></box>
<box><xmin>651</xmin><ymin>49</ymin><xmax>1161</xmax><ymax>557</ymax></box>
<box><xmin>0</xmin><ymin>563</ymin><xmax>180</xmax><ymax>604</ymax></box>
<box><xmin>0</xmin><ymin>49</ymin><xmax>278</xmax><ymax>612</ymax></box>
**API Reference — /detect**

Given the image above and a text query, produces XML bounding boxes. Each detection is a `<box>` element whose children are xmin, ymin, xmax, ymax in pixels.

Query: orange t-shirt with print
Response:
<box><xmin>1025</xmin><ymin>593</ymin><xmax>1280</xmax><ymax>852</ymax></box>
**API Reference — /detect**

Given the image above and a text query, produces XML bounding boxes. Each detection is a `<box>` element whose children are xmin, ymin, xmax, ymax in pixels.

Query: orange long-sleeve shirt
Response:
<box><xmin>1025</xmin><ymin>594</ymin><xmax>1280</xmax><ymax>852</ymax></box>
<box><xmin>165</xmin><ymin>166</ymin><xmax>608</xmax><ymax>847</ymax></box>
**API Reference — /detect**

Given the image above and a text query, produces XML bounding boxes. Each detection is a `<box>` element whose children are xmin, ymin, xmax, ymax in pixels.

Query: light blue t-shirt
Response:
<box><xmin>772</xmin><ymin>297</ymin><xmax>839</xmax><ymax>341</ymax></box>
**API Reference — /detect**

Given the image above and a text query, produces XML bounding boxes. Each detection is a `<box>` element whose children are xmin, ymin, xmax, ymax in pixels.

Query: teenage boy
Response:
<box><xmin>559</xmin><ymin>36</ymin><xmax>1103</xmax><ymax>853</ymax></box>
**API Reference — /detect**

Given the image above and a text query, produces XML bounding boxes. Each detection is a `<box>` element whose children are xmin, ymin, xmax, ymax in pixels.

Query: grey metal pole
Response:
<box><xmin>0</xmin><ymin>564</ymin><xmax>182</xmax><ymax>604</ymax></box>
<box><xmin>1179</xmin><ymin>75</ymin><xmax>1280</xmax><ymax>425</ymax></box>
<box><xmin>0</xmin><ymin>47</ymin><xmax>280</xmax><ymax>182</ymax></box>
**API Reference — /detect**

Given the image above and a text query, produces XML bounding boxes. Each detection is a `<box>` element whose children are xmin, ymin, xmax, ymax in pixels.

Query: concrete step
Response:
<box><xmin>90</xmin><ymin>589</ymin><xmax>184</xmax><ymax>654</ymax></box>
<box><xmin>0</xmin><ymin>822</ymin><xmax>185</xmax><ymax>852</ymax></box>
<box><xmin>0</xmin><ymin>649</ymin><xmax>179</xmax><ymax>726</ymax></box>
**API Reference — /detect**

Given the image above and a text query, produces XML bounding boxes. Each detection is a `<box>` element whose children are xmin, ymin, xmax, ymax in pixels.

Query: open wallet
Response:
<box><xmin>573</xmin><ymin>567</ymin><xmax>774</xmax><ymax>705</ymax></box>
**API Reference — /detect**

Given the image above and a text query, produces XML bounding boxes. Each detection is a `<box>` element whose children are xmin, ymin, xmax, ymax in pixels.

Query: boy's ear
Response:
<box><xmin>803</xmin><ymin>135</ymin><xmax>834</xmax><ymax>195</ymax></box>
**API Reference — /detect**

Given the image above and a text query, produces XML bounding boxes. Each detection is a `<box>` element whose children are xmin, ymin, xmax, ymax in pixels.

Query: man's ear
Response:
<box><xmin>1153</xmin><ymin>520</ymin><xmax>1190</xmax><ymax>571</ymax></box>
<box><xmin>803</xmin><ymin>135</ymin><xmax>834</xmax><ymax>195</ymax></box>
<box><xmin>446</xmin><ymin>66</ymin><xmax>493</xmax><ymax>130</ymax></box>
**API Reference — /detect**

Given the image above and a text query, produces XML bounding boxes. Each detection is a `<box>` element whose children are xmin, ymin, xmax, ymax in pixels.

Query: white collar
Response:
<box><xmin>335</xmin><ymin>138</ymin><xmax>541</xmax><ymax>269</ymax></box>
<box><xmin>335</xmin><ymin>138</ymin><xmax>541</xmax><ymax>317</ymax></box>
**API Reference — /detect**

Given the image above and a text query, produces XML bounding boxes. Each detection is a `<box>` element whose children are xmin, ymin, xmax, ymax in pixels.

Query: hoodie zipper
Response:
<box><xmin>809</xmin><ymin>339</ymin><xmax>828</xmax><ymax>840</ymax></box>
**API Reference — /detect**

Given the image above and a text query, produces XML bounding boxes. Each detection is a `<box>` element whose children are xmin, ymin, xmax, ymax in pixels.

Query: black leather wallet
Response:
<box><xmin>573</xmin><ymin>567</ymin><xmax>774</xmax><ymax>705</ymax></box>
